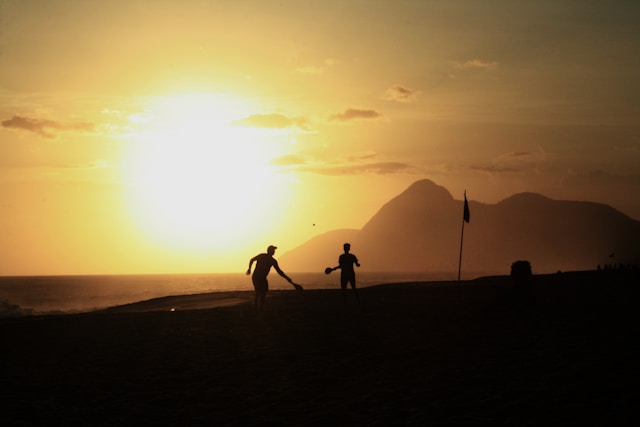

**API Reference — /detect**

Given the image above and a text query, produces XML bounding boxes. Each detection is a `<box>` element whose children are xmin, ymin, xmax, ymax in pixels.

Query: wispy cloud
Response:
<box><xmin>382</xmin><ymin>84</ymin><xmax>420</xmax><ymax>103</ymax></box>
<box><xmin>451</xmin><ymin>59</ymin><xmax>499</xmax><ymax>70</ymax></box>
<box><xmin>469</xmin><ymin>164</ymin><xmax>521</xmax><ymax>174</ymax></box>
<box><xmin>273</xmin><ymin>151</ymin><xmax>410</xmax><ymax>176</ymax></box>
<box><xmin>347</xmin><ymin>151</ymin><xmax>378</xmax><ymax>162</ymax></box>
<box><xmin>1</xmin><ymin>115</ymin><xmax>94</xmax><ymax>139</ymax></box>
<box><xmin>307</xmin><ymin>161</ymin><xmax>408</xmax><ymax>176</ymax></box>
<box><xmin>232</xmin><ymin>113</ymin><xmax>308</xmax><ymax>130</ymax></box>
<box><xmin>329</xmin><ymin>108</ymin><xmax>382</xmax><ymax>122</ymax></box>
<box><xmin>295</xmin><ymin>58</ymin><xmax>335</xmax><ymax>75</ymax></box>
<box><xmin>470</xmin><ymin>149</ymin><xmax>548</xmax><ymax>174</ymax></box>
<box><xmin>493</xmin><ymin>150</ymin><xmax>548</xmax><ymax>167</ymax></box>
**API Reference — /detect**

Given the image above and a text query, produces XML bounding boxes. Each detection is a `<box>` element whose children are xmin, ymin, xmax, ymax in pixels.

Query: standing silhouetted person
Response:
<box><xmin>329</xmin><ymin>243</ymin><xmax>361</xmax><ymax>304</ymax></box>
<box><xmin>247</xmin><ymin>245</ymin><xmax>296</xmax><ymax>312</ymax></box>
<box><xmin>510</xmin><ymin>260</ymin><xmax>536</xmax><ymax>307</ymax></box>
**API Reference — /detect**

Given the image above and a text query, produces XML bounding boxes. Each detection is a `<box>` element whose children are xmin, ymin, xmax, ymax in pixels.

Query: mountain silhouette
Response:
<box><xmin>280</xmin><ymin>179</ymin><xmax>640</xmax><ymax>276</ymax></box>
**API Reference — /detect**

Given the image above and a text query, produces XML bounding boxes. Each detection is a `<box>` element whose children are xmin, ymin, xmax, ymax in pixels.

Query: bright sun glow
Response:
<box><xmin>126</xmin><ymin>94</ymin><xmax>289</xmax><ymax>252</ymax></box>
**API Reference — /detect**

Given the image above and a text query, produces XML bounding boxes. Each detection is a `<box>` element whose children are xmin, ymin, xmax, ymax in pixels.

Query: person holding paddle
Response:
<box><xmin>247</xmin><ymin>245</ymin><xmax>302</xmax><ymax>312</ymax></box>
<box><xmin>327</xmin><ymin>243</ymin><xmax>360</xmax><ymax>305</ymax></box>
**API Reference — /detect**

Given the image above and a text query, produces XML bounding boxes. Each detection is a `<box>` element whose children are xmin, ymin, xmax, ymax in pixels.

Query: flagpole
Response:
<box><xmin>457</xmin><ymin>190</ymin><xmax>468</xmax><ymax>289</ymax></box>
<box><xmin>457</xmin><ymin>215</ymin><xmax>465</xmax><ymax>288</ymax></box>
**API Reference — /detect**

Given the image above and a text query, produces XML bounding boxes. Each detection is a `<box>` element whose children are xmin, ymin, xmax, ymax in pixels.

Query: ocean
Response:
<box><xmin>0</xmin><ymin>271</ymin><xmax>445</xmax><ymax>317</ymax></box>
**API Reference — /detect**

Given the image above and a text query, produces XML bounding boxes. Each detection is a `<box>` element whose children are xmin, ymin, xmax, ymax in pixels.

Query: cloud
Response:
<box><xmin>382</xmin><ymin>84</ymin><xmax>420</xmax><ymax>103</ymax></box>
<box><xmin>232</xmin><ymin>113</ymin><xmax>308</xmax><ymax>130</ymax></box>
<box><xmin>494</xmin><ymin>150</ymin><xmax>547</xmax><ymax>167</ymax></box>
<box><xmin>329</xmin><ymin>108</ymin><xmax>382</xmax><ymax>122</ymax></box>
<box><xmin>311</xmin><ymin>161</ymin><xmax>409</xmax><ymax>176</ymax></box>
<box><xmin>295</xmin><ymin>58</ymin><xmax>335</xmax><ymax>75</ymax></box>
<box><xmin>469</xmin><ymin>164</ymin><xmax>521</xmax><ymax>174</ymax></box>
<box><xmin>347</xmin><ymin>151</ymin><xmax>378</xmax><ymax>162</ymax></box>
<box><xmin>271</xmin><ymin>150</ymin><xmax>409</xmax><ymax>176</ymax></box>
<box><xmin>293</xmin><ymin>158</ymin><xmax>408</xmax><ymax>176</ymax></box>
<box><xmin>466</xmin><ymin>150</ymin><xmax>549</xmax><ymax>174</ymax></box>
<box><xmin>451</xmin><ymin>59</ymin><xmax>499</xmax><ymax>70</ymax></box>
<box><xmin>1</xmin><ymin>115</ymin><xmax>94</xmax><ymax>139</ymax></box>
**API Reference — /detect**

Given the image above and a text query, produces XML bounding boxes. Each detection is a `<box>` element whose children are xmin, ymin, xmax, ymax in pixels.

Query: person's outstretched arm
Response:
<box><xmin>273</xmin><ymin>260</ymin><xmax>292</xmax><ymax>283</ymax></box>
<box><xmin>246</xmin><ymin>256</ymin><xmax>257</xmax><ymax>275</ymax></box>
<box><xmin>331</xmin><ymin>255</ymin><xmax>342</xmax><ymax>272</ymax></box>
<box><xmin>275</xmin><ymin>262</ymin><xmax>303</xmax><ymax>291</ymax></box>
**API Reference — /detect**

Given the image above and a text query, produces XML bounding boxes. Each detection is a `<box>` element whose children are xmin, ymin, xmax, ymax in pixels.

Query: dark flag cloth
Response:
<box><xmin>463</xmin><ymin>192</ymin><xmax>470</xmax><ymax>223</ymax></box>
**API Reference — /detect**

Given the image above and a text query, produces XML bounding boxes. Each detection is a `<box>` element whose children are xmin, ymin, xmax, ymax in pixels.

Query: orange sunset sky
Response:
<box><xmin>1</xmin><ymin>0</ymin><xmax>639</xmax><ymax>275</ymax></box>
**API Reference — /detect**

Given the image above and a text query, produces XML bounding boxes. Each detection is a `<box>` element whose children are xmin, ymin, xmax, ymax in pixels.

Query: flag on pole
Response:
<box><xmin>463</xmin><ymin>192</ymin><xmax>470</xmax><ymax>223</ymax></box>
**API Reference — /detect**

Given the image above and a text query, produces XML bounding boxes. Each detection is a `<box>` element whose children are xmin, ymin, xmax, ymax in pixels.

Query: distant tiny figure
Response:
<box><xmin>329</xmin><ymin>243</ymin><xmax>361</xmax><ymax>304</ymax></box>
<box><xmin>246</xmin><ymin>245</ymin><xmax>299</xmax><ymax>311</ymax></box>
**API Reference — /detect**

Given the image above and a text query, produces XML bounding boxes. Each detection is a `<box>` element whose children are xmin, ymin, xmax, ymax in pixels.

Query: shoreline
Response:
<box><xmin>1</xmin><ymin>269</ymin><xmax>635</xmax><ymax>319</ymax></box>
<box><xmin>0</xmin><ymin>270</ymin><xmax>448</xmax><ymax>317</ymax></box>
<box><xmin>98</xmin><ymin>268</ymin><xmax>639</xmax><ymax>314</ymax></box>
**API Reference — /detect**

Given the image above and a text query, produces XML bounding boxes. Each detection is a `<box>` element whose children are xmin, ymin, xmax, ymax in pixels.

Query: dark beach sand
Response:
<box><xmin>1</xmin><ymin>271</ymin><xmax>638</xmax><ymax>426</ymax></box>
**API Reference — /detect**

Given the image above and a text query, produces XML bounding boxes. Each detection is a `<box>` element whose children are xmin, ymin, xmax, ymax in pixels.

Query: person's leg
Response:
<box><xmin>340</xmin><ymin>276</ymin><xmax>348</xmax><ymax>303</ymax></box>
<box><xmin>260</xmin><ymin>279</ymin><xmax>269</xmax><ymax>311</ymax></box>
<box><xmin>253</xmin><ymin>277</ymin><xmax>267</xmax><ymax>312</ymax></box>
<box><xmin>349</xmin><ymin>278</ymin><xmax>360</xmax><ymax>305</ymax></box>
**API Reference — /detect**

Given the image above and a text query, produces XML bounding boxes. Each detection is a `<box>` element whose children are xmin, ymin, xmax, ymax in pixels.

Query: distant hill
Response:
<box><xmin>279</xmin><ymin>179</ymin><xmax>640</xmax><ymax>277</ymax></box>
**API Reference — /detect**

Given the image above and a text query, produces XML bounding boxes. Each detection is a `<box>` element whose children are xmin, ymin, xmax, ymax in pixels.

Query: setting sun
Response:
<box><xmin>1</xmin><ymin>0</ymin><xmax>638</xmax><ymax>276</ymax></box>
<box><xmin>126</xmin><ymin>94</ymin><xmax>289</xmax><ymax>252</ymax></box>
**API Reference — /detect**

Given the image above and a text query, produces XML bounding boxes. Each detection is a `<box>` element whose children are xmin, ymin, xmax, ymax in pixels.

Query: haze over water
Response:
<box><xmin>0</xmin><ymin>271</ymin><xmax>445</xmax><ymax>315</ymax></box>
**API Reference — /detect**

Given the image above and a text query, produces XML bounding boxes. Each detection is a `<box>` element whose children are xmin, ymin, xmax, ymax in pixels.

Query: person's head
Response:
<box><xmin>343</xmin><ymin>243</ymin><xmax>351</xmax><ymax>252</ymax></box>
<box><xmin>267</xmin><ymin>245</ymin><xmax>277</xmax><ymax>255</ymax></box>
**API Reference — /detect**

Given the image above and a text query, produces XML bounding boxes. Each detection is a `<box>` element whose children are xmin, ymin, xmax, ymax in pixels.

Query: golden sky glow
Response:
<box><xmin>1</xmin><ymin>0</ymin><xmax>639</xmax><ymax>275</ymax></box>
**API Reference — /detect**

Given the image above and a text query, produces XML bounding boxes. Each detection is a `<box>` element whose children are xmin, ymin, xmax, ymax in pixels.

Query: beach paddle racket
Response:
<box><xmin>324</xmin><ymin>267</ymin><xmax>333</xmax><ymax>275</ymax></box>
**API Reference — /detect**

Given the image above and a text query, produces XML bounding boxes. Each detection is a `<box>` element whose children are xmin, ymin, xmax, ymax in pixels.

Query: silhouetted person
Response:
<box><xmin>511</xmin><ymin>260</ymin><xmax>532</xmax><ymax>287</ymax></box>
<box><xmin>329</xmin><ymin>243</ymin><xmax>361</xmax><ymax>304</ymax></box>
<box><xmin>246</xmin><ymin>245</ymin><xmax>295</xmax><ymax>312</ymax></box>
<box><xmin>510</xmin><ymin>260</ymin><xmax>536</xmax><ymax>307</ymax></box>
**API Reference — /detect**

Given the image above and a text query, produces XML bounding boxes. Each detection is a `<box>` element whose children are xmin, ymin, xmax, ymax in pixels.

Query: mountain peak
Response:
<box><xmin>281</xmin><ymin>179</ymin><xmax>640</xmax><ymax>274</ymax></box>
<box><xmin>400</xmin><ymin>179</ymin><xmax>454</xmax><ymax>202</ymax></box>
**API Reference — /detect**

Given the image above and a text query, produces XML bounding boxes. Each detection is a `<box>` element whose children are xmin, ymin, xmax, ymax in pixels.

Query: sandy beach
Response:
<box><xmin>1</xmin><ymin>270</ymin><xmax>637</xmax><ymax>426</ymax></box>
